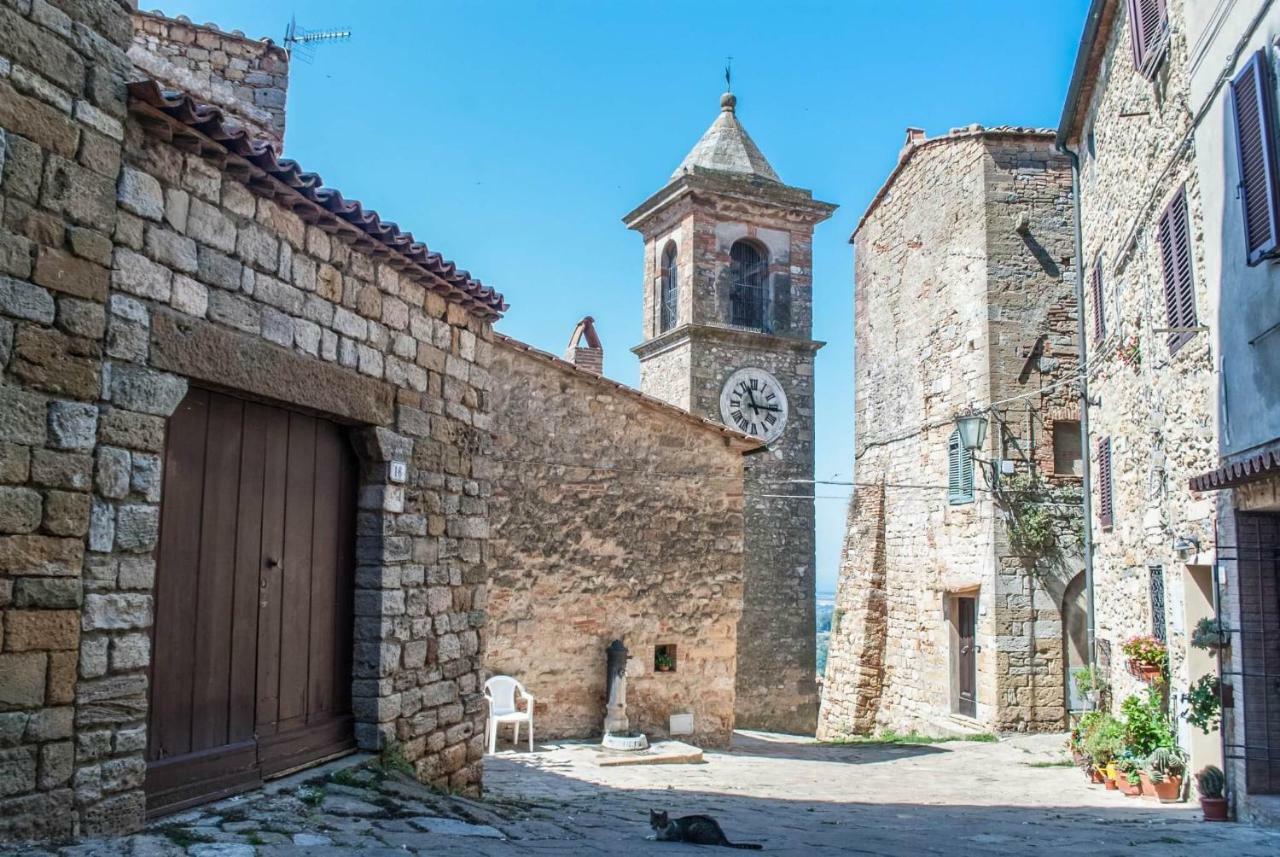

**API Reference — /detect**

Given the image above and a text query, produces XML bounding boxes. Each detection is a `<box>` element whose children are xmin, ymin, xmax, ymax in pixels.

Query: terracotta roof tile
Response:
<box><xmin>127</xmin><ymin>80</ymin><xmax>506</xmax><ymax>319</ymax></box>
<box><xmin>1189</xmin><ymin>449</ymin><xmax>1280</xmax><ymax>492</ymax></box>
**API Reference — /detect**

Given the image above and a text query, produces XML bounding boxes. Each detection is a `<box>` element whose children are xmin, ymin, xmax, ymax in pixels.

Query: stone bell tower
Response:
<box><xmin>623</xmin><ymin>92</ymin><xmax>836</xmax><ymax>733</ymax></box>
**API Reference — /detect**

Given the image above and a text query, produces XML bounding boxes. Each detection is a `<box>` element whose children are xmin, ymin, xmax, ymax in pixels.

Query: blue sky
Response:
<box><xmin>166</xmin><ymin>0</ymin><xmax>1090</xmax><ymax>593</ymax></box>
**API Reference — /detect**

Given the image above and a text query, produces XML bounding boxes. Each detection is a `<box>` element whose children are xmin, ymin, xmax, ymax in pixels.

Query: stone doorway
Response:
<box><xmin>145</xmin><ymin>388</ymin><xmax>359</xmax><ymax>816</ymax></box>
<box><xmin>1062</xmin><ymin>572</ymin><xmax>1089</xmax><ymax>712</ymax></box>
<box><xmin>951</xmin><ymin>594</ymin><xmax>978</xmax><ymax>718</ymax></box>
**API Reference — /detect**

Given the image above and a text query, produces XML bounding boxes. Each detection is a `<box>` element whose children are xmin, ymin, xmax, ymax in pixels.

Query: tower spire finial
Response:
<box><xmin>721</xmin><ymin>57</ymin><xmax>736</xmax><ymax>113</ymax></box>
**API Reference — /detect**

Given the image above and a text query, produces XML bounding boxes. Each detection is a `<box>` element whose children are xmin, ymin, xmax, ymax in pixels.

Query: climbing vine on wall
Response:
<box><xmin>994</xmin><ymin>471</ymin><xmax>1083</xmax><ymax>569</ymax></box>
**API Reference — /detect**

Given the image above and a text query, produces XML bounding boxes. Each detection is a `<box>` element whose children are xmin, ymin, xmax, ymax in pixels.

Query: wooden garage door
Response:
<box><xmin>146</xmin><ymin>388</ymin><xmax>358</xmax><ymax>816</ymax></box>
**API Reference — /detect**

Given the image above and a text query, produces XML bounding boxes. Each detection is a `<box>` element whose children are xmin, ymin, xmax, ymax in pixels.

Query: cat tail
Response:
<box><xmin>726</xmin><ymin>843</ymin><xmax>763</xmax><ymax>850</ymax></box>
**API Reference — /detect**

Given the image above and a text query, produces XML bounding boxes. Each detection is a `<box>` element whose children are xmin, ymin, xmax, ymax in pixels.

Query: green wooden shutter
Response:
<box><xmin>948</xmin><ymin>430</ymin><xmax>973</xmax><ymax>505</ymax></box>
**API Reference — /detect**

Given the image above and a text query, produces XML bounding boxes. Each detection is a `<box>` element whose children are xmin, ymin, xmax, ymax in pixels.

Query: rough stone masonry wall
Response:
<box><xmin>128</xmin><ymin>10</ymin><xmax>288</xmax><ymax>146</ymax></box>
<box><xmin>819</xmin><ymin>136</ymin><xmax>994</xmax><ymax>739</ymax></box>
<box><xmin>819</xmin><ymin>131</ymin><xmax>1080</xmax><ymax>739</ymax></box>
<box><xmin>0</xmin><ymin>0</ymin><xmax>138</xmax><ymax>840</ymax></box>
<box><xmin>486</xmin><ymin>337</ymin><xmax>747</xmax><ymax>749</ymax></box>
<box><xmin>0</xmin><ymin>1</ymin><xmax>494</xmax><ymax>836</ymax></box>
<box><xmin>1074</xmin><ymin>1</ymin><xmax>1216</xmax><ymax>738</ymax></box>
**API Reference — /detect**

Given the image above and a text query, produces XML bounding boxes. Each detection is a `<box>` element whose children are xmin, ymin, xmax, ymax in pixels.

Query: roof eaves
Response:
<box><xmin>493</xmin><ymin>333</ymin><xmax>764</xmax><ymax>452</ymax></box>
<box><xmin>127</xmin><ymin>80</ymin><xmax>507</xmax><ymax>320</ymax></box>
<box><xmin>1056</xmin><ymin>0</ymin><xmax>1115</xmax><ymax>151</ymax></box>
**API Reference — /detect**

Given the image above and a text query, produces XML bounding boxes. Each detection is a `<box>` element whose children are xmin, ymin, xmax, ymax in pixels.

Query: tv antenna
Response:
<box><xmin>283</xmin><ymin>15</ymin><xmax>351</xmax><ymax>64</ymax></box>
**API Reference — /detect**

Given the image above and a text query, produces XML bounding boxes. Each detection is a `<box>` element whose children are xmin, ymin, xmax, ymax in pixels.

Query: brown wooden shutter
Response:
<box><xmin>1156</xmin><ymin>187</ymin><xmax>1198</xmax><ymax>353</ymax></box>
<box><xmin>1127</xmin><ymin>0</ymin><xmax>1169</xmax><ymax>79</ymax></box>
<box><xmin>1231</xmin><ymin>49</ymin><xmax>1280</xmax><ymax>265</ymax></box>
<box><xmin>1091</xmin><ymin>253</ymin><xmax>1106</xmax><ymax>342</ymax></box>
<box><xmin>1097</xmin><ymin>437</ymin><xmax>1114</xmax><ymax>530</ymax></box>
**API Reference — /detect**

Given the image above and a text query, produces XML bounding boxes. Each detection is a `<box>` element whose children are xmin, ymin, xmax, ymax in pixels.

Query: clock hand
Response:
<box><xmin>745</xmin><ymin>389</ymin><xmax>761</xmax><ymax>415</ymax></box>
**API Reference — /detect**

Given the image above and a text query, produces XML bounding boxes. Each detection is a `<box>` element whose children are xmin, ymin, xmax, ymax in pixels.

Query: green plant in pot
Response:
<box><xmin>1082</xmin><ymin>714</ymin><xmax>1124</xmax><ymax>784</ymax></box>
<box><xmin>1072</xmin><ymin>666</ymin><xmax>1107</xmax><ymax>708</ymax></box>
<box><xmin>1196</xmin><ymin>765</ymin><xmax>1228</xmax><ymax>821</ymax></box>
<box><xmin>1121</xmin><ymin>687</ymin><xmax>1175</xmax><ymax>758</ymax></box>
<box><xmin>1182</xmin><ymin>674</ymin><xmax>1222</xmax><ymax>734</ymax></box>
<box><xmin>1189</xmin><ymin>617</ymin><xmax>1231</xmax><ymax>652</ymax></box>
<box><xmin>1121</xmin><ymin>635</ymin><xmax>1168</xmax><ymax>683</ymax></box>
<box><xmin>1145</xmin><ymin>747</ymin><xmax>1187</xmax><ymax>803</ymax></box>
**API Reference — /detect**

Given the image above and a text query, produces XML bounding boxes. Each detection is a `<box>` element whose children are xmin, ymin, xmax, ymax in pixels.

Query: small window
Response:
<box><xmin>655</xmin><ymin>644</ymin><xmax>677</xmax><ymax>673</ymax></box>
<box><xmin>728</xmin><ymin>240</ymin><xmax>767</xmax><ymax>330</ymax></box>
<box><xmin>1127</xmin><ymin>0</ymin><xmax>1169</xmax><ymax>80</ymax></box>
<box><xmin>948</xmin><ymin>429</ymin><xmax>974</xmax><ymax>505</ymax></box>
<box><xmin>1097</xmin><ymin>437</ymin><xmax>1114</xmax><ymax>530</ymax></box>
<box><xmin>1230</xmin><ymin>49</ymin><xmax>1280</xmax><ymax>265</ymax></box>
<box><xmin>659</xmin><ymin>242</ymin><xmax>678</xmax><ymax>333</ymax></box>
<box><xmin>1156</xmin><ymin>187</ymin><xmax>1198</xmax><ymax>354</ymax></box>
<box><xmin>1148</xmin><ymin>566</ymin><xmax>1166</xmax><ymax>642</ymax></box>
<box><xmin>1090</xmin><ymin>253</ymin><xmax>1106</xmax><ymax>342</ymax></box>
<box><xmin>1053</xmin><ymin>421</ymin><xmax>1083</xmax><ymax>477</ymax></box>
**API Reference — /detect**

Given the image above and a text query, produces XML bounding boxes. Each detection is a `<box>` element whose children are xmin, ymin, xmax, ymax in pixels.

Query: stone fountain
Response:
<box><xmin>601</xmin><ymin>639</ymin><xmax>648</xmax><ymax>751</ymax></box>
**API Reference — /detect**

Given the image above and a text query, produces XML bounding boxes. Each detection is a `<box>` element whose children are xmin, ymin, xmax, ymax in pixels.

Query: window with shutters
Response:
<box><xmin>1097</xmin><ymin>437</ymin><xmax>1114</xmax><ymax>530</ymax></box>
<box><xmin>1156</xmin><ymin>187</ymin><xmax>1199</xmax><ymax>354</ymax></box>
<box><xmin>659</xmin><ymin>241</ymin><xmax>678</xmax><ymax>333</ymax></box>
<box><xmin>948</xmin><ymin>429</ymin><xmax>974</xmax><ymax>505</ymax></box>
<box><xmin>1230</xmin><ymin>49</ymin><xmax>1280</xmax><ymax>265</ymax></box>
<box><xmin>1091</xmin><ymin>253</ymin><xmax>1106</xmax><ymax>342</ymax></box>
<box><xmin>1127</xmin><ymin>0</ymin><xmax>1169</xmax><ymax>80</ymax></box>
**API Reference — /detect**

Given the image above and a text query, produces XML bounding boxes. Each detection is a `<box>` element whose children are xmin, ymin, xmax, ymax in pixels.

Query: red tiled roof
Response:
<box><xmin>1189</xmin><ymin>449</ymin><xmax>1280</xmax><ymax>493</ymax></box>
<box><xmin>127</xmin><ymin>80</ymin><xmax>507</xmax><ymax>319</ymax></box>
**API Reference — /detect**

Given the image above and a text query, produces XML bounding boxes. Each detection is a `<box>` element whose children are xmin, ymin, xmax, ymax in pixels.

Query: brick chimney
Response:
<box><xmin>565</xmin><ymin>316</ymin><xmax>604</xmax><ymax>375</ymax></box>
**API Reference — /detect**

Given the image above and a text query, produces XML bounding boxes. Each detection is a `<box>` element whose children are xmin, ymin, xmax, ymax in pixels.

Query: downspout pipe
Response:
<box><xmin>1058</xmin><ymin>142</ymin><xmax>1098</xmax><ymax>682</ymax></box>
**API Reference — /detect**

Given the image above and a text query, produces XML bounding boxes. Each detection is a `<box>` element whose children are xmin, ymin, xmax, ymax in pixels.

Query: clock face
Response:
<box><xmin>720</xmin><ymin>367</ymin><xmax>788</xmax><ymax>443</ymax></box>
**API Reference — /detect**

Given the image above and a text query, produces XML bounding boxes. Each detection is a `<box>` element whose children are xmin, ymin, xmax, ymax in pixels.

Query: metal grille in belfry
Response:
<box><xmin>660</xmin><ymin>244</ymin><xmax>678</xmax><ymax>333</ymax></box>
<box><xmin>729</xmin><ymin>240</ymin><xmax>768</xmax><ymax>331</ymax></box>
<box><xmin>1148</xmin><ymin>566</ymin><xmax>1166</xmax><ymax>642</ymax></box>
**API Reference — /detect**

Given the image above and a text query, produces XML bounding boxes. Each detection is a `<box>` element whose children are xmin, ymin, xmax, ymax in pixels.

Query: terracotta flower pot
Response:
<box><xmin>1104</xmin><ymin>776</ymin><xmax>1118</xmax><ymax>790</ymax></box>
<box><xmin>1089</xmin><ymin>767</ymin><xmax>1104</xmax><ymax>784</ymax></box>
<box><xmin>1200</xmin><ymin>796</ymin><xmax>1228</xmax><ymax>821</ymax></box>
<box><xmin>1152</xmin><ymin>776</ymin><xmax>1182</xmax><ymax>803</ymax></box>
<box><xmin>1127</xmin><ymin>659</ymin><xmax>1164</xmax><ymax>683</ymax></box>
<box><xmin>1122</xmin><ymin>779</ymin><xmax>1142</xmax><ymax>796</ymax></box>
<box><xmin>1139</xmin><ymin>771</ymin><xmax>1156</xmax><ymax>798</ymax></box>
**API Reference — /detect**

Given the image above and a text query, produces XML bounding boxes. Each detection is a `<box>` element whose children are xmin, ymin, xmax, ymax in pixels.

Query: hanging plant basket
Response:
<box><xmin>1127</xmin><ymin>659</ymin><xmax>1165</xmax><ymax>683</ymax></box>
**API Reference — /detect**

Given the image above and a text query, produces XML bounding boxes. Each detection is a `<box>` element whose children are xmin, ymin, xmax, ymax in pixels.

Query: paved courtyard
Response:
<box><xmin>9</xmin><ymin>732</ymin><xmax>1280</xmax><ymax>856</ymax></box>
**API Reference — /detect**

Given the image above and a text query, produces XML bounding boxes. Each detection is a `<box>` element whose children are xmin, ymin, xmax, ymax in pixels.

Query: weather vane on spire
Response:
<box><xmin>725</xmin><ymin>57</ymin><xmax>733</xmax><ymax>93</ymax></box>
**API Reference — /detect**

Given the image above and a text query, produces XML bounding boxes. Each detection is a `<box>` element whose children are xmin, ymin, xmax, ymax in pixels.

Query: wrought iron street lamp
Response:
<box><xmin>954</xmin><ymin>411</ymin><xmax>989</xmax><ymax>454</ymax></box>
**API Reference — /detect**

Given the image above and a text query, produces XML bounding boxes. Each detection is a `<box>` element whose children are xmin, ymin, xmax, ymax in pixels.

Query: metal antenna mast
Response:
<box><xmin>283</xmin><ymin>14</ymin><xmax>351</xmax><ymax>64</ymax></box>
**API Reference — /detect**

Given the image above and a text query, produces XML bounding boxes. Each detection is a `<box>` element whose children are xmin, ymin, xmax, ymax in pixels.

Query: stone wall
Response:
<box><xmin>128</xmin><ymin>10</ymin><xmax>288</xmax><ymax>146</ymax></box>
<box><xmin>0</xmin><ymin>0</ymin><xmax>137</xmax><ymax>840</ymax></box>
<box><xmin>819</xmin><ymin>128</ymin><xmax>1080</xmax><ymax>740</ymax></box>
<box><xmin>0</xmin><ymin>3</ymin><xmax>496</xmax><ymax>838</ymax></box>
<box><xmin>486</xmin><ymin>335</ymin><xmax>752</xmax><ymax>748</ymax></box>
<box><xmin>1068</xmin><ymin>0</ymin><xmax>1218</xmax><ymax>761</ymax></box>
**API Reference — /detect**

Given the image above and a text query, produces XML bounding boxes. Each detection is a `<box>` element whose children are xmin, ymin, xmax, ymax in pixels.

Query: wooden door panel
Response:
<box><xmin>149</xmin><ymin>389</ymin><xmax>209</xmax><ymax>763</ymax></box>
<box><xmin>191</xmin><ymin>393</ymin><xmax>244</xmax><ymax>752</ymax></box>
<box><xmin>148</xmin><ymin>389</ymin><xmax>355</xmax><ymax>817</ymax></box>
<box><xmin>278</xmin><ymin>412</ymin><xmax>317</xmax><ymax>729</ymax></box>
<box><xmin>957</xmin><ymin>597</ymin><xmax>977</xmax><ymax>718</ymax></box>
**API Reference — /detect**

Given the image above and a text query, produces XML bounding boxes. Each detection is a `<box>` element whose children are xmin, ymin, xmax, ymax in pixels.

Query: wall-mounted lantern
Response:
<box><xmin>954</xmin><ymin>411</ymin><xmax>989</xmax><ymax>454</ymax></box>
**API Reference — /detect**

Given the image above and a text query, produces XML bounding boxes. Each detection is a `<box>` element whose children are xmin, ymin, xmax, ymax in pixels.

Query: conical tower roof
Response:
<box><xmin>671</xmin><ymin>92</ymin><xmax>781</xmax><ymax>183</ymax></box>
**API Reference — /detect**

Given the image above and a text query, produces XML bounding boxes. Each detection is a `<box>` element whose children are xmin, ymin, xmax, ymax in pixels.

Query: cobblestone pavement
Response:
<box><xmin>9</xmin><ymin>732</ymin><xmax>1280</xmax><ymax>855</ymax></box>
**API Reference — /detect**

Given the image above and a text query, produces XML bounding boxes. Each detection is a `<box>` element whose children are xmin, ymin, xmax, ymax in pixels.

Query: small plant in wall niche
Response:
<box><xmin>655</xmin><ymin>645</ymin><xmax>676</xmax><ymax>673</ymax></box>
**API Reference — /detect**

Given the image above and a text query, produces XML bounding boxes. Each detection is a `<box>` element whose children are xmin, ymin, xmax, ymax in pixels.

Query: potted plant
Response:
<box><xmin>1082</xmin><ymin>714</ymin><xmax>1124</xmax><ymax>788</ymax></box>
<box><xmin>1072</xmin><ymin>665</ymin><xmax>1107</xmax><ymax>708</ymax></box>
<box><xmin>1145</xmin><ymin>747</ymin><xmax>1187</xmax><ymax>803</ymax></box>
<box><xmin>1115</xmin><ymin>759</ymin><xmax>1141</xmax><ymax>795</ymax></box>
<box><xmin>1196</xmin><ymin>765</ymin><xmax>1228</xmax><ymax>821</ymax></box>
<box><xmin>1121</xmin><ymin>688</ymin><xmax>1176</xmax><ymax>759</ymax></box>
<box><xmin>1122</xmin><ymin>635</ymin><xmax>1168</xmax><ymax>683</ymax></box>
<box><xmin>1189</xmin><ymin>617</ymin><xmax>1231</xmax><ymax>652</ymax></box>
<box><xmin>1182</xmin><ymin>674</ymin><xmax>1222</xmax><ymax>734</ymax></box>
<box><xmin>654</xmin><ymin>649</ymin><xmax>675</xmax><ymax>673</ymax></box>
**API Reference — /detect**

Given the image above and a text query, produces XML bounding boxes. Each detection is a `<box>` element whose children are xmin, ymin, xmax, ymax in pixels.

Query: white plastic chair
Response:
<box><xmin>484</xmin><ymin>676</ymin><xmax>534</xmax><ymax>753</ymax></box>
